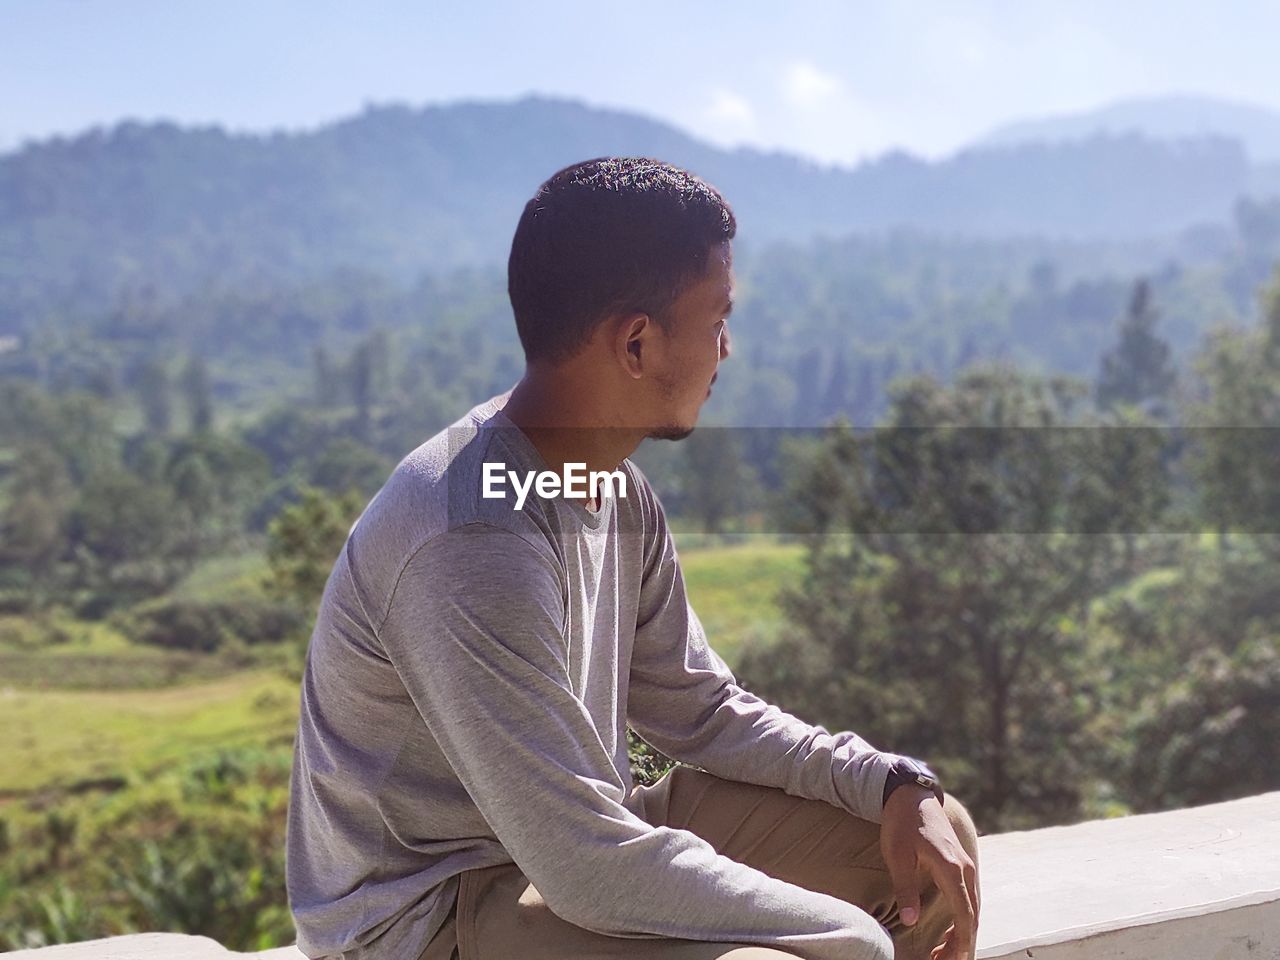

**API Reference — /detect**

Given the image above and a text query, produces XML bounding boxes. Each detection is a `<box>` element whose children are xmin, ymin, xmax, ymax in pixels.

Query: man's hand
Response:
<box><xmin>880</xmin><ymin>785</ymin><xmax>980</xmax><ymax>960</ymax></box>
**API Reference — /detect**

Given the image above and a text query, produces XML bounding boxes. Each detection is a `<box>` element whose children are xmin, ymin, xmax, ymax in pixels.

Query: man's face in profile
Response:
<box><xmin>645</xmin><ymin>240</ymin><xmax>734</xmax><ymax>442</ymax></box>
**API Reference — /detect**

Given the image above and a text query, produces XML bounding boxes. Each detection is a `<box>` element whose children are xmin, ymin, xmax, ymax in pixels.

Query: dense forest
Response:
<box><xmin>2</xmin><ymin>102</ymin><xmax>1280</xmax><ymax>949</ymax></box>
<box><xmin>4</xmin><ymin>96</ymin><xmax>1280</xmax><ymax>334</ymax></box>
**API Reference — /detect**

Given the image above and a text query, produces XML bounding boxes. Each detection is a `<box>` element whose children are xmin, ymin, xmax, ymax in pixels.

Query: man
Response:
<box><xmin>286</xmin><ymin>157</ymin><xmax>980</xmax><ymax>960</ymax></box>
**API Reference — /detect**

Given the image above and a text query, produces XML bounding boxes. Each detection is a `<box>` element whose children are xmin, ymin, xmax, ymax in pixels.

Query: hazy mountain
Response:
<box><xmin>977</xmin><ymin>94</ymin><xmax>1280</xmax><ymax>162</ymax></box>
<box><xmin>2</xmin><ymin>95</ymin><xmax>1276</xmax><ymax>332</ymax></box>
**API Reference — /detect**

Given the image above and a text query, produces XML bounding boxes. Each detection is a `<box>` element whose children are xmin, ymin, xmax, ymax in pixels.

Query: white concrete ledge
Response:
<box><xmin>9</xmin><ymin>792</ymin><xmax>1280</xmax><ymax>960</ymax></box>
<box><xmin>4</xmin><ymin>936</ymin><xmax>304</xmax><ymax>959</ymax></box>
<box><xmin>976</xmin><ymin>790</ymin><xmax>1280</xmax><ymax>959</ymax></box>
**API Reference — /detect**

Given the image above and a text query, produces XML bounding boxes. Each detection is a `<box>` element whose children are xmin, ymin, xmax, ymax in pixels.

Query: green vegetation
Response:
<box><xmin>679</xmin><ymin>539</ymin><xmax>805</xmax><ymax>664</ymax></box>
<box><xmin>0</xmin><ymin>671</ymin><xmax>297</xmax><ymax>795</ymax></box>
<box><xmin>0</xmin><ymin>615</ymin><xmax>251</xmax><ymax>690</ymax></box>
<box><xmin>170</xmin><ymin>552</ymin><xmax>271</xmax><ymax>603</ymax></box>
<box><xmin>1</xmin><ymin>745</ymin><xmax>296</xmax><ymax>951</ymax></box>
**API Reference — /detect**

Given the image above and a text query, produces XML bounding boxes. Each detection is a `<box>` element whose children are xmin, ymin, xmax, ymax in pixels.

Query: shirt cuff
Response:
<box><xmin>854</xmin><ymin>750</ymin><xmax>907</xmax><ymax>824</ymax></box>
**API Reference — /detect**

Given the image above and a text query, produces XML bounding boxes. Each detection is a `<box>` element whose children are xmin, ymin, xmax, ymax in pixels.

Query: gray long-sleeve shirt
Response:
<box><xmin>286</xmin><ymin>391</ymin><xmax>901</xmax><ymax>960</ymax></box>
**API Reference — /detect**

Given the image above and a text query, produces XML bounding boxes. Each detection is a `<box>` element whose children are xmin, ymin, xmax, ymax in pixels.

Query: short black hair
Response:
<box><xmin>508</xmin><ymin>157</ymin><xmax>736</xmax><ymax>365</ymax></box>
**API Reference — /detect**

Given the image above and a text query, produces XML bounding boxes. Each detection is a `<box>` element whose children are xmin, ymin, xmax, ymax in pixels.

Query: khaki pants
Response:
<box><xmin>420</xmin><ymin>765</ymin><xmax>979</xmax><ymax>960</ymax></box>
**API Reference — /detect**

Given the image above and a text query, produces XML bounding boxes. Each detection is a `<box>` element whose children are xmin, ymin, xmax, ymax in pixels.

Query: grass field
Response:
<box><xmin>0</xmin><ymin>614</ymin><xmax>281</xmax><ymax>690</ymax></box>
<box><xmin>0</xmin><ymin>669</ymin><xmax>299</xmax><ymax>797</ymax></box>
<box><xmin>678</xmin><ymin>538</ymin><xmax>806</xmax><ymax>664</ymax></box>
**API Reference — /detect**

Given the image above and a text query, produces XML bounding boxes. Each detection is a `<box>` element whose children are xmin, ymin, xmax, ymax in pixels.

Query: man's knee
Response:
<box><xmin>841</xmin><ymin>918</ymin><xmax>895</xmax><ymax>960</ymax></box>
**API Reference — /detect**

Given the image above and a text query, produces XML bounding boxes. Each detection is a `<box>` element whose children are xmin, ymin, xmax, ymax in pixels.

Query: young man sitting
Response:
<box><xmin>286</xmin><ymin>157</ymin><xmax>980</xmax><ymax>960</ymax></box>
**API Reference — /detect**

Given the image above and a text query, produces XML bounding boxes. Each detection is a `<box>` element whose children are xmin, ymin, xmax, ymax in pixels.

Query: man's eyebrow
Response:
<box><xmin>722</xmin><ymin>298</ymin><xmax>734</xmax><ymax>318</ymax></box>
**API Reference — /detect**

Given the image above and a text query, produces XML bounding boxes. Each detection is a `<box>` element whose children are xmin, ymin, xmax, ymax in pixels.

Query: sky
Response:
<box><xmin>5</xmin><ymin>0</ymin><xmax>1280</xmax><ymax>166</ymax></box>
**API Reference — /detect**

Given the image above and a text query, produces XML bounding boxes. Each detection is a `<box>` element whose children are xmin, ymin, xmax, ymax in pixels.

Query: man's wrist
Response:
<box><xmin>881</xmin><ymin>755</ymin><xmax>944</xmax><ymax>808</ymax></box>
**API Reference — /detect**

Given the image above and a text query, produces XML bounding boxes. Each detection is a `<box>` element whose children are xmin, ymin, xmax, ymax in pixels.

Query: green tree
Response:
<box><xmin>135</xmin><ymin>359</ymin><xmax>173</xmax><ymax>434</ymax></box>
<box><xmin>312</xmin><ymin>344</ymin><xmax>336</xmax><ymax>409</ymax></box>
<box><xmin>264</xmin><ymin>484</ymin><xmax>365</xmax><ymax>614</ymax></box>
<box><xmin>741</xmin><ymin>367</ymin><xmax>1162</xmax><ymax>830</ymax></box>
<box><xmin>180</xmin><ymin>355</ymin><xmax>214</xmax><ymax>433</ymax></box>
<box><xmin>259</xmin><ymin>483</ymin><xmax>360</xmax><ymax>611</ymax></box>
<box><xmin>819</xmin><ymin>349</ymin><xmax>850</xmax><ymax>421</ymax></box>
<box><xmin>1096</xmin><ymin>278</ymin><xmax>1176</xmax><ymax>413</ymax></box>
<box><xmin>677</xmin><ymin>430</ymin><xmax>759</xmax><ymax>535</ymax></box>
<box><xmin>68</xmin><ymin>466</ymin><xmax>190</xmax><ymax>603</ymax></box>
<box><xmin>307</xmin><ymin>437</ymin><xmax>392</xmax><ymax>497</ymax></box>
<box><xmin>792</xmin><ymin>347</ymin><xmax>824</xmax><ymax>424</ymax></box>
<box><xmin>1126</xmin><ymin>638</ymin><xmax>1280</xmax><ymax>811</ymax></box>
<box><xmin>349</xmin><ymin>342</ymin><xmax>372</xmax><ymax>438</ymax></box>
<box><xmin>168</xmin><ymin>452</ymin><xmax>218</xmax><ymax>557</ymax></box>
<box><xmin>164</xmin><ymin>432</ymin><xmax>272</xmax><ymax>551</ymax></box>
<box><xmin>346</xmin><ymin>329</ymin><xmax>392</xmax><ymax>437</ymax></box>
<box><xmin>1186</xmin><ymin>266</ymin><xmax>1280</xmax><ymax>555</ymax></box>
<box><xmin>264</xmin><ymin>485</ymin><xmax>366</xmax><ymax>676</ymax></box>
<box><xmin>0</xmin><ymin>442</ymin><xmax>75</xmax><ymax>598</ymax></box>
<box><xmin>1262</xmin><ymin>263</ymin><xmax>1280</xmax><ymax>366</ymax></box>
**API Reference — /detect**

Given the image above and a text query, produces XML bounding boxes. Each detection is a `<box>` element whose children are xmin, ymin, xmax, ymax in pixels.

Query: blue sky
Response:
<box><xmin>5</xmin><ymin>0</ymin><xmax>1280</xmax><ymax>164</ymax></box>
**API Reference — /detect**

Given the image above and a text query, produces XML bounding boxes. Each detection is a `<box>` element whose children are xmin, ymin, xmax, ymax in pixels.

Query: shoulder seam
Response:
<box><xmin>375</xmin><ymin>520</ymin><xmax>566</xmax><ymax>635</ymax></box>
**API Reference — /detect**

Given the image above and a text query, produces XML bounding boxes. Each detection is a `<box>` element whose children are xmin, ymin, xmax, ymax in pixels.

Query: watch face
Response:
<box><xmin>903</xmin><ymin>757</ymin><xmax>936</xmax><ymax>780</ymax></box>
<box><xmin>902</xmin><ymin>757</ymin><xmax>943</xmax><ymax>797</ymax></box>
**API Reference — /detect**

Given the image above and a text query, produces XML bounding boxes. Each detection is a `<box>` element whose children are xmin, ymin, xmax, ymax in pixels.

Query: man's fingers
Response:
<box><xmin>929</xmin><ymin>923</ymin><xmax>955</xmax><ymax>960</ymax></box>
<box><xmin>929</xmin><ymin>855</ymin><xmax>977</xmax><ymax>958</ymax></box>
<box><xmin>884</xmin><ymin>847</ymin><xmax>922</xmax><ymax>926</ymax></box>
<box><xmin>931</xmin><ymin>923</ymin><xmax>968</xmax><ymax>960</ymax></box>
<box><xmin>889</xmin><ymin>865</ymin><xmax>922</xmax><ymax>926</ymax></box>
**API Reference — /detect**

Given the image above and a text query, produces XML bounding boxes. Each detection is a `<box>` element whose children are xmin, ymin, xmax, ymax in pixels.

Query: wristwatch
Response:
<box><xmin>882</xmin><ymin>755</ymin><xmax>945</xmax><ymax>808</ymax></box>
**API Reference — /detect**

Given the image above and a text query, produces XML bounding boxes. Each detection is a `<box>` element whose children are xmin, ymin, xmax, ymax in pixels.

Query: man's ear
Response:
<box><xmin>614</xmin><ymin>312</ymin><xmax>653</xmax><ymax>380</ymax></box>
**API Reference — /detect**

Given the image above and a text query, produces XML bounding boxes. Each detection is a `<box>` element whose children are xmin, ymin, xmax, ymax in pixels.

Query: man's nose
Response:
<box><xmin>719</xmin><ymin>325</ymin><xmax>732</xmax><ymax>361</ymax></box>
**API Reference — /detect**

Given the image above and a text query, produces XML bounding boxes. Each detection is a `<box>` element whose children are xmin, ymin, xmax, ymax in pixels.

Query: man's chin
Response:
<box><xmin>646</xmin><ymin>423</ymin><xmax>696</xmax><ymax>442</ymax></box>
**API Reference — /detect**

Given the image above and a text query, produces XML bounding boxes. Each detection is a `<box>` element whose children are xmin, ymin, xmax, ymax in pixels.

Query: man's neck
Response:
<box><xmin>500</xmin><ymin>372</ymin><xmax>643</xmax><ymax>508</ymax></box>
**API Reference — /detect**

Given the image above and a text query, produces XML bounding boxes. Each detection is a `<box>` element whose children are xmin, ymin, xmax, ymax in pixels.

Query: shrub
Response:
<box><xmin>1</xmin><ymin>746</ymin><xmax>298</xmax><ymax>951</ymax></box>
<box><xmin>0</xmin><ymin>616</ymin><xmax>72</xmax><ymax>650</ymax></box>
<box><xmin>117</xmin><ymin>597</ymin><xmax>304</xmax><ymax>653</ymax></box>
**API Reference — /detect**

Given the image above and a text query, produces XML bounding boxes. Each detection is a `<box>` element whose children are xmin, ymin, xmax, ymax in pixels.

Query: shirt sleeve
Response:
<box><xmin>378</xmin><ymin>522</ymin><xmax>891</xmax><ymax>960</ymax></box>
<box><xmin>626</xmin><ymin>478</ymin><xmax>900</xmax><ymax>826</ymax></box>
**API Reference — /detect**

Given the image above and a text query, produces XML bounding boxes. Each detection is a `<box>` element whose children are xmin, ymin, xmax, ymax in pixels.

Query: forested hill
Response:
<box><xmin>978</xmin><ymin>94</ymin><xmax>1280</xmax><ymax>161</ymax></box>
<box><xmin>4</xmin><ymin>95</ymin><xmax>1279</xmax><ymax>333</ymax></box>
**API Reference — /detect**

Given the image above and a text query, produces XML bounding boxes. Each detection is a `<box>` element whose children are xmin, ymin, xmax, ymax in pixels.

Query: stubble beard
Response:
<box><xmin>647</xmin><ymin>423</ymin><xmax>696</xmax><ymax>442</ymax></box>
